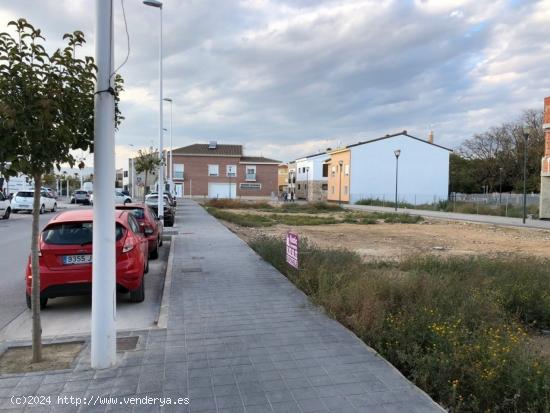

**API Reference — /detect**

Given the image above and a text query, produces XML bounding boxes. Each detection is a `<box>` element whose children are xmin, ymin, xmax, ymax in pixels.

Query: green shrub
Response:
<box><xmin>204</xmin><ymin>199</ymin><xmax>274</xmax><ymax>210</ymax></box>
<box><xmin>270</xmin><ymin>214</ymin><xmax>339</xmax><ymax>226</ymax></box>
<box><xmin>249</xmin><ymin>236</ymin><xmax>550</xmax><ymax>412</ymax></box>
<box><xmin>206</xmin><ymin>208</ymin><xmax>274</xmax><ymax>227</ymax></box>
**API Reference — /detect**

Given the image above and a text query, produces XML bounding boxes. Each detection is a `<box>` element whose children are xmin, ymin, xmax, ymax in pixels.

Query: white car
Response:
<box><xmin>11</xmin><ymin>190</ymin><xmax>57</xmax><ymax>214</ymax></box>
<box><xmin>90</xmin><ymin>190</ymin><xmax>132</xmax><ymax>206</ymax></box>
<box><xmin>0</xmin><ymin>192</ymin><xmax>11</xmax><ymax>219</ymax></box>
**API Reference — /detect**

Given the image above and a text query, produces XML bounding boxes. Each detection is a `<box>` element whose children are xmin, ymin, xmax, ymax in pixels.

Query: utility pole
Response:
<box><xmin>91</xmin><ymin>0</ymin><xmax>117</xmax><ymax>369</ymax></box>
<box><xmin>499</xmin><ymin>167</ymin><xmax>503</xmax><ymax>205</ymax></box>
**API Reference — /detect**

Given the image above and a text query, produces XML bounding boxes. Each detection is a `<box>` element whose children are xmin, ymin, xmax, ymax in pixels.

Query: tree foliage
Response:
<box><xmin>134</xmin><ymin>146</ymin><xmax>161</xmax><ymax>200</ymax></box>
<box><xmin>451</xmin><ymin>109</ymin><xmax>544</xmax><ymax>193</ymax></box>
<box><xmin>0</xmin><ymin>18</ymin><xmax>123</xmax><ymax>362</ymax></box>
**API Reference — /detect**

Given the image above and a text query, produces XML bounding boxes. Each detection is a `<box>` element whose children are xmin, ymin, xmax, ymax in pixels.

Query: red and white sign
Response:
<box><xmin>286</xmin><ymin>232</ymin><xmax>299</xmax><ymax>269</ymax></box>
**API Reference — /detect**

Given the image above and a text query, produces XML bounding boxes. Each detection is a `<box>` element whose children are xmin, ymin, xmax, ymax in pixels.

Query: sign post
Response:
<box><xmin>286</xmin><ymin>232</ymin><xmax>299</xmax><ymax>269</ymax></box>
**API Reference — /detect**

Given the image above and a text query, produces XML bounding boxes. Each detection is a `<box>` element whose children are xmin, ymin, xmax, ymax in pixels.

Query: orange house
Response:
<box><xmin>325</xmin><ymin>148</ymin><xmax>351</xmax><ymax>203</ymax></box>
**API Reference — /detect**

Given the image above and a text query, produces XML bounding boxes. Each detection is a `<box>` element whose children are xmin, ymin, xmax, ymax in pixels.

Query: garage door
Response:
<box><xmin>208</xmin><ymin>183</ymin><xmax>236</xmax><ymax>199</ymax></box>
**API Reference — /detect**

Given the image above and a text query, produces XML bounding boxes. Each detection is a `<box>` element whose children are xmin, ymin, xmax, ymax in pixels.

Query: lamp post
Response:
<box><xmin>394</xmin><ymin>149</ymin><xmax>401</xmax><ymax>211</ymax></box>
<box><xmin>143</xmin><ymin>0</ymin><xmax>164</xmax><ymax>220</ymax></box>
<box><xmin>499</xmin><ymin>167</ymin><xmax>503</xmax><ymax>205</ymax></box>
<box><xmin>523</xmin><ymin>128</ymin><xmax>529</xmax><ymax>224</ymax></box>
<box><xmin>62</xmin><ymin>171</ymin><xmax>67</xmax><ymax>198</ymax></box>
<box><xmin>338</xmin><ymin>160</ymin><xmax>343</xmax><ymax>205</ymax></box>
<box><xmin>92</xmin><ymin>0</ymin><xmax>117</xmax><ymax>369</ymax></box>
<box><xmin>305</xmin><ymin>167</ymin><xmax>310</xmax><ymax>201</ymax></box>
<box><xmin>163</xmin><ymin>98</ymin><xmax>173</xmax><ymax>194</ymax></box>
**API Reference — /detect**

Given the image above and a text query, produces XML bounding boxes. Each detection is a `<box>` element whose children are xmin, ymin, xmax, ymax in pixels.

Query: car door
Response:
<box><xmin>42</xmin><ymin>191</ymin><xmax>54</xmax><ymax>209</ymax></box>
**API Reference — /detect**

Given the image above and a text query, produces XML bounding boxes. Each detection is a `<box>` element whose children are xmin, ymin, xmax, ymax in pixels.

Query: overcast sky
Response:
<box><xmin>1</xmin><ymin>0</ymin><xmax>549</xmax><ymax>169</ymax></box>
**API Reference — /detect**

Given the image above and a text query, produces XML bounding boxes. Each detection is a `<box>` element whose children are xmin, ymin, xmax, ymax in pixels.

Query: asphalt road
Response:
<box><xmin>345</xmin><ymin>204</ymin><xmax>550</xmax><ymax>230</ymax></box>
<box><xmin>0</xmin><ymin>205</ymin><xmax>169</xmax><ymax>342</ymax></box>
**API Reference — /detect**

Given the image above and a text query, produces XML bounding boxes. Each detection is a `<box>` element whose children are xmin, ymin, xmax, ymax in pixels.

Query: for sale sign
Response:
<box><xmin>286</xmin><ymin>232</ymin><xmax>299</xmax><ymax>269</ymax></box>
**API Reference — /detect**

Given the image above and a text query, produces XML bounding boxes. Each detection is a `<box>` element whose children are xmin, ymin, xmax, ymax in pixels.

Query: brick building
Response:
<box><xmin>168</xmin><ymin>142</ymin><xmax>280</xmax><ymax>199</ymax></box>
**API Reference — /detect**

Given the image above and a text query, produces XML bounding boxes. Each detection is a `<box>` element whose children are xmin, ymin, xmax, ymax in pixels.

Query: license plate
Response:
<box><xmin>63</xmin><ymin>255</ymin><xmax>92</xmax><ymax>265</ymax></box>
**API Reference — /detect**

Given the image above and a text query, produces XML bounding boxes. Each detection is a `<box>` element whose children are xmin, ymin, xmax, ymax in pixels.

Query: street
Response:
<box><xmin>0</xmin><ymin>205</ymin><xmax>168</xmax><ymax>342</ymax></box>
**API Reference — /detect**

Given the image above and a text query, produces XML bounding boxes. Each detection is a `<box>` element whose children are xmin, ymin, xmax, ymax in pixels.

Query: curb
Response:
<box><xmin>155</xmin><ymin>235</ymin><xmax>174</xmax><ymax>329</ymax></box>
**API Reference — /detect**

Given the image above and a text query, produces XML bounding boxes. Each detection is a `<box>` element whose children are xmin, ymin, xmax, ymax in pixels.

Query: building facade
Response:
<box><xmin>325</xmin><ymin>131</ymin><xmax>451</xmax><ymax>204</ymax></box>
<box><xmin>295</xmin><ymin>153</ymin><xmax>328</xmax><ymax>201</ymax></box>
<box><xmin>167</xmin><ymin>142</ymin><xmax>280</xmax><ymax>199</ymax></box>
<box><xmin>278</xmin><ymin>164</ymin><xmax>288</xmax><ymax>194</ymax></box>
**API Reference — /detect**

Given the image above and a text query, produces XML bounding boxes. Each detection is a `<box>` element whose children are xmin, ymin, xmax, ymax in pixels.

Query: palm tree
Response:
<box><xmin>134</xmin><ymin>146</ymin><xmax>161</xmax><ymax>200</ymax></box>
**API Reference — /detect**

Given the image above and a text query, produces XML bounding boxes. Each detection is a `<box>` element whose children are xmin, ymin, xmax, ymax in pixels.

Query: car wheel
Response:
<box><xmin>165</xmin><ymin>218</ymin><xmax>174</xmax><ymax>227</ymax></box>
<box><xmin>159</xmin><ymin>236</ymin><xmax>163</xmax><ymax>247</ymax></box>
<box><xmin>150</xmin><ymin>243</ymin><xmax>159</xmax><ymax>260</ymax></box>
<box><xmin>52</xmin><ymin>203</ymin><xmax>57</xmax><ymax>212</ymax></box>
<box><xmin>144</xmin><ymin>257</ymin><xmax>150</xmax><ymax>273</ymax></box>
<box><xmin>129</xmin><ymin>279</ymin><xmax>145</xmax><ymax>302</ymax></box>
<box><xmin>39</xmin><ymin>204</ymin><xmax>45</xmax><ymax>214</ymax></box>
<box><xmin>26</xmin><ymin>293</ymin><xmax>48</xmax><ymax>309</ymax></box>
<box><xmin>3</xmin><ymin>208</ymin><xmax>10</xmax><ymax>220</ymax></box>
<box><xmin>71</xmin><ymin>198</ymin><xmax>75</xmax><ymax>204</ymax></box>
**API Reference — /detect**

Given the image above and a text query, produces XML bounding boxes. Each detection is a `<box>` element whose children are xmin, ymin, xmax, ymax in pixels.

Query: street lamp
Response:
<box><xmin>163</xmin><ymin>97</ymin><xmax>173</xmax><ymax>194</ymax></box>
<box><xmin>394</xmin><ymin>149</ymin><xmax>401</xmax><ymax>211</ymax></box>
<box><xmin>143</xmin><ymin>0</ymin><xmax>164</xmax><ymax>220</ymax></box>
<box><xmin>338</xmin><ymin>160</ymin><xmax>343</xmax><ymax>205</ymax></box>
<box><xmin>499</xmin><ymin>167</ymin><xmax>503</xmax><ymax>205</ymax></box>
<box><xmin>522</xmin><ymin>128</ymin><xmax>529</xmax><ymax>224</ymax></box>
<box><xmin>305</xmin><ymin>167</ymin><xmax>310</xmax><ymax>201</ymax></box>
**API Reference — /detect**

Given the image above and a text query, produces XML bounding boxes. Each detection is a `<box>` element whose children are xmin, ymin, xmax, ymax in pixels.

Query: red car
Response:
<box><xmin>116</xmin><ymin>203</ymin><xmax>163</xmax><ymax>259</ymax></box>
<box><xmin>25</xmin><ymin>209</ymin><xmax>149</xmax><ymax>309</ymax></box>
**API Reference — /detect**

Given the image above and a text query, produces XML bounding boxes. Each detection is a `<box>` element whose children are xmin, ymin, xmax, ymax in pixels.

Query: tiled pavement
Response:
<box><xmin>0</xmin><ymin>199</ymin><xmax>444</xmax><ymax>412</ymax></box>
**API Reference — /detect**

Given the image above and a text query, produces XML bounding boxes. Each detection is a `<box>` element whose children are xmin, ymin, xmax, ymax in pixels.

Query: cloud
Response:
<box><xmin>1</xmin><ymin>0</ymin><xmax>549</xmax><ymax>168</ymax></box>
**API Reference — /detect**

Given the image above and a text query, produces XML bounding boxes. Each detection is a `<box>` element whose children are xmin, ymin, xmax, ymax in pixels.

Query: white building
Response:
<box><xmin>347</xmin><ymin>131</ymin><xmax>451</xmax><ymax>204</ymax></box>
<box><xmin>295</xmin><ymin>152</ymin><xmax>328</xmax><ymax>201</ymax></box>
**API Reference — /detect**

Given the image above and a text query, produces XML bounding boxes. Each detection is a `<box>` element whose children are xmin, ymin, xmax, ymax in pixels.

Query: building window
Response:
<box><xmin>208</xmin><ymin>164</ymin><xmax>219</xmax><ymax>177</ymax></box>
<box><xmin>227</xmin><ymin>165</ymin><xmax>237</xmax><ymax>177</ymax></box>
<box><xmin>322</xmin><ymin>164</ymin><xmax>328</xmax><ymax>177</ymax></box>
<box><xmin>240</xmin><ymin>182</ymin><xmax>261</xmax><ymax>190</ymax></box>
<box><xmin>344</xmin><ymin>165</ymin><xmax>350</xmax><ymax>176</ymax></box>
<box><xmin>174</xmin><ymin>164</ymin><xmax>184</xmax><ymax>180</ymax></box>
<box><xmin>245</xmin><ymin>165</ymin><xmax>256</xmax><ymax>181</ymax></box>
<box><xmin>297</xmin><ymin>184</ymin><xmax>301</xmax><ymax>190</ymax></box>
<box><xmin>331</xmin><ymin>166</ymin><xmax>336</xmax><ymax>177</ymax></box>
<box><xmin>322</xmin><ymin>183</ymin><xmax>328</xmax><ymax>191</ymax></box>
<box><xmin>123</xmin><ymin>171</ymin><xmax>128</xmax><ymax>178</ymax></box>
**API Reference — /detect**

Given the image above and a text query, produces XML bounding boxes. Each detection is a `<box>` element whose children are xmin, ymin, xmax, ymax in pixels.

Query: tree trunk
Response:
<box><xmin>31</xmin><ymin>174</ymin><xmax>42</xmax><ymax>362</ymax></box>
<box><xmin>144</xmin><ymin>171</ymin><xmax>148</xmax><ymax>201</ymax></box>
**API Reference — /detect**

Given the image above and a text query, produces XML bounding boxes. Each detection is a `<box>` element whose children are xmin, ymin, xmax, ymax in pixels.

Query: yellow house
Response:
<box><xmin>277</xmin><ymin>163</ymin><xmax>288</xmax><ymax>194</ymax></box>
<box><xmin>325</xmin><ymin>148</ymin><xmax>351</xmax><ymax>203</ymax></box>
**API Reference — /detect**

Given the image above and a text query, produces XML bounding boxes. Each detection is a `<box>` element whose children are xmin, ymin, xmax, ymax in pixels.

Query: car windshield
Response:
<box><xmin>118</xmin><ymin>208</ymin><xmax>145</xmax><ymax>219</ymax></box>
<box><xmin>43</xmin><ymin>222</ymin><xmax>125</xmax><ymax>245</ymax></box>
<box><xmin>75</xmin><ymin>191</ymin><xmax>87</xmax><ymax>195</ymax></box>
<box><xmin>16</xmin><ymin>192</ymin><xmax>34</xmax><ymax>198</ymax></box>
<box><xmin>146</xmin><ymin>196</ymin><xmax>158</xmax><ymax>202</ymax></box>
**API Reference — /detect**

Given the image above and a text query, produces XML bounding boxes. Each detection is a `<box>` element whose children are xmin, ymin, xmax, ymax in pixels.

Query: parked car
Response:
<box><xmin>149</xmin><ymin>191</ymin><xmax>177</xmax><ymax>207</ymax></box>
<box><xmin>42</xmin><ymin>187</ymin><xmax>58</xmax><ymax>199</ymax></box>
<box><xmin>70</xmin><ymin>189</ymin><xmax>92</xmax><ymax>205</ymax></box>
<box><xmin>11</xmin><ymin>190</ymin><xmax>57</xmax><ymax>214</ymax></box>
<box><xmin>90</xmin><ymin>190</ymin><xmax>132</xmax><ymax>206</ymax></box>
<box><xmin>145</xmin><ymin>194</ymin><xmax>175</xmax><ymax>227</ymax></box>
<box><xmin>116</xmin><ymin>203</ymin><xmax>163</xmax><ymax>259</ymax></box>
<box><xmin>25</xmin><ymin>209</ymin><xmax>149</xmax><ymax>308</ymax></box>
<box><xmin>0</xmin><ymin>192</ymin><xmax>11</xmax><ymax>219</ymax></box>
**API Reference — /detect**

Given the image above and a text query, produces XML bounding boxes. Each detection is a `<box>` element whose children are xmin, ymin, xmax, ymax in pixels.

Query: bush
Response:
<box><xmin>249</xmin><ymin>236</ymin><xmax>550</xmax><ymax>412</ymax></box>
<box><xmin>204</xmin><ymin>199</ymin><xmax>274</xmax><ymax>210</ymax></box>
<box><xmin>280</xmin><ymin>202</ymin><xmax>342</xmax><ymax>213</ymax></box>
<box><xmin>206</xmin><ymin>208</ymin><xmax>274</xmax><ymax>227</ymax></box>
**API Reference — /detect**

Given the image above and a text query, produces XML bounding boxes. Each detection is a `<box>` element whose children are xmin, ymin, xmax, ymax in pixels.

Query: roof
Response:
<box><xmin>347</xmin><ymin>131</ymin><xmax>453</xmax><ymax>152</ymax></box>
<box><xmin>172</xmin><ymin>144</ymin><xmax>243</xmax><ymax>157</ymax></box>
<box><xmin>49</xmin><ymin>209</ymin><xmax>128</xmax><ymax>223</ymax></box>
<box><xmin>240</xmin><ymin>156</ymin><xmax>281</xmax><ymax>164</ymax></box>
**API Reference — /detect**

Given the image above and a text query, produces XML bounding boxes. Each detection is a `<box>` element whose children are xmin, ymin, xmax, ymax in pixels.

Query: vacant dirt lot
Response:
<box><xmin>223</xmin><ymin>213</ymin><xmax>550</xmax><ymax>262</ymax></box>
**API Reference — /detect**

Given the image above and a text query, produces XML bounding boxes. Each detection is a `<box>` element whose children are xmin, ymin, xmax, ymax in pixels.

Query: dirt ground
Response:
<box><xmin>0</xmin><ymin>342</ymin><xmax>83</xmax><ymax>374</ymax></box>
<box><xmin>225</xmin><ymin>213</ymin><xmax>550</xmax><ymax>262</ymax></box>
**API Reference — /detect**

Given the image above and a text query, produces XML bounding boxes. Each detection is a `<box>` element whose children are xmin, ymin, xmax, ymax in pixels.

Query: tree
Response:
<box><xmin>0</xmin><ymin>19</ymin><xmax>123</xmax><ymax>362</ymax></box>
<box><xmin>455</xmin><ymin>109</ymin><xmax>544</xmax><ymax>193</ymax></box>
<box><xmin>134</xmin><ymin>147</ymin><xmax>161</xmax><ymax>200</ymax></box>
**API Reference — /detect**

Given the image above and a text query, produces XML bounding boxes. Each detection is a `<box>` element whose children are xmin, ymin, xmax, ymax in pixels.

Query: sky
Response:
<box><xmin>1</xmin><ymin>0</ymin><xmax>549</xmax><ymax>170</ymax></box>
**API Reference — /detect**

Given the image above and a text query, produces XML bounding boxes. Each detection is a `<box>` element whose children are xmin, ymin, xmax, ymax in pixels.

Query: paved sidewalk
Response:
<box><xmin>345</xmin><ymin>203</ymin><xmax>550</xmax><ymax>230</ymax></box>
<box><xmin>0</xmin><ymin>199</ymin><xmax>444</xmax><ymax>412</ymax></box>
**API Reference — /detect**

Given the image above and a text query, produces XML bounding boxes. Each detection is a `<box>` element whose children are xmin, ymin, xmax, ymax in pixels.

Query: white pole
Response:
<box><xmin>91</xmin><ymin>0</ymin><xmax>116</xmax><ymax>369</ymax></box>
<box><xmin>80</xmin><ymin>173</ymin><xmax>83</xmax><ymax>189</ymax></box>
<box><xmin>130</xmin><ymin>158</ymin><xmax>135</xmax><ymax>199</ymax></box>
<box><xmin>157</xmin><ymin>5</ymin><xmax>164</xmax><ymax>219</ymax></box>
<box><xmin>169</xmin><ymin>100</ymin><xmax>173</xmax><ymax>191</ymax></box>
